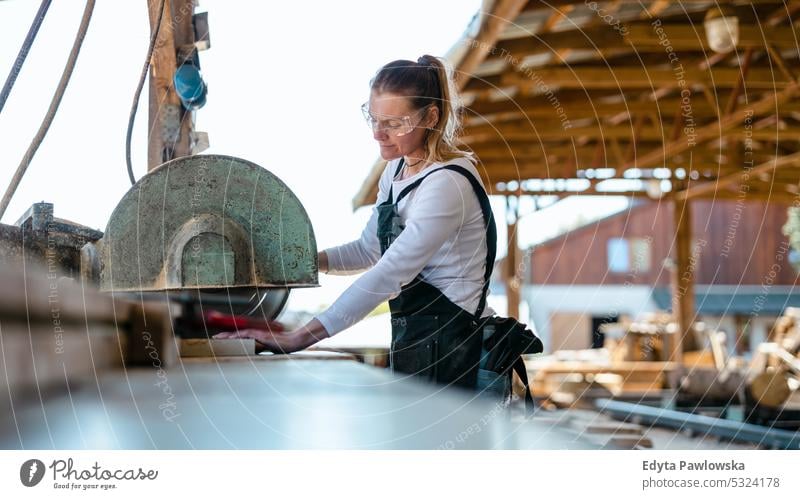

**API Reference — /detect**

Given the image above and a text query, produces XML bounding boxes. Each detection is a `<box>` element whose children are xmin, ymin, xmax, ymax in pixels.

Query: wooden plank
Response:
<box><xmin>529</xmin><ymin>361</ymin><xmax>676</xmax><ymax>397</ymax></box>
<box><xmin>465</xmin><ymin>67</ymin><xmax>791</xmax><ymax>92</ymax></box>
<box><xmin>478</xmin><ymin>156</ymin><xmax>800</xmax><ymax>183</ymax></box>
<box><xmin>463</xmin><ymin>122</ymin><xmax>800</xmax><ymax>142</ymax></box>
<box><xmin>577</xmin><ymin>421</ymin><xmax>645</xmax><ymax>435</ymax></box>
<box><xmin>180</xmin><ymin>350</ymin><xmax>359</xmax><ymax>363</ymax></box>
<box><xmin>0</xmin><ymin>265</ymin><xmax>123</xmax><ymax>325</ymax></box>
<box><xmin>521</xmin><ymin>0</ymin><xmax>779</xmax><ymax>8</ymax></box>
<box><xmin>179</xmin><ymin>338</ymin><xmax>255</xmax><ymax>357</ymax></box>
<box><xmin>453</xmin><ymin>0</ymin><xmax>530</xmax><ymax>89</ymax></box>
<box><xmin>472</xmin><ymin>144</ymin><xmax>778</xmax><ymax>167</ymax></box>
<box><xmin>629</xmin><ymin>82</ymin><xmax>799</xmax><ymax>169</ymax></box>
<box><xmin>125</xmin><ymin>299</ymin><xmax>180</xmax><ymax>368</ymax></box>
<box><xmin>676</xmin><ymin>151</ymin><xmax>800</xmax><ymax>201</ymax></box>
<box><xmin>0</xmin><ymin>322</ymin><xmax>125</xmax><ymax>411</ymax></box>
<box><xmin>491</xmin><ymin>24</ymin><xmax>800</xmax><ymax>62</ymax></box>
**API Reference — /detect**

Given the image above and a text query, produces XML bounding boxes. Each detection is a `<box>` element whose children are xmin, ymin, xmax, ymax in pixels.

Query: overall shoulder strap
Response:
<box><xmin>392</xmin><ymin>163</ymin><xmax>496</xmax><ymax>320</ymax></box>
<box><xmin>386</xmin><ymin>158</ymin><xmax>405</xmax><ymax>200</ymax></box>
<box><xmin>393</xmin><ymin>157</ymin><xmax>405</xmax><ymax>177</ymax></box>
<box><xmin>440</xmin><ymin>165</ymin><xmax>496</xmax><ymax>320</ymax></box>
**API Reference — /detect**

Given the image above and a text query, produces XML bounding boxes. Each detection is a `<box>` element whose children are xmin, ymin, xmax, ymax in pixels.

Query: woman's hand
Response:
<box><xmin>318</xmin><ymin>250</ymin><xmax>329</xmax><ymax>273</ymax></box>
<box><xmin>213</xmin><ymin>327</ymin><xmax>298</xmax><ymax>354</ymax></box>
<box><xmin>213</xmin><ymin>318</ymin><xmax>329</xmax><ymax>354</ymax></box>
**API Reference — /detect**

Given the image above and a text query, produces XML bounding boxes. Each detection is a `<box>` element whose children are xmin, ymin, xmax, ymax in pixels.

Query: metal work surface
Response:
<box><xmin>0</xmin><ymin>359</ymin><xmax>598</xmax><ymax>450</ymax></box>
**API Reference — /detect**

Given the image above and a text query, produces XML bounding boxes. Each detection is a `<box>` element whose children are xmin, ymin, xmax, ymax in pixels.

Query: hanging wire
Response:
<box><xmin>125</xmin><ymin>0</ymin><xmax>168</xmax><ymax>186</ymax></box>
<box><xmin>0</xmin><ymin>0</ymin><xmax>96</xmax><ymax>221</ymax></box>
<box><xmin>0</xmin><ymin>0</ymin><xmax>53</xmax><ymax>115</ymax></box>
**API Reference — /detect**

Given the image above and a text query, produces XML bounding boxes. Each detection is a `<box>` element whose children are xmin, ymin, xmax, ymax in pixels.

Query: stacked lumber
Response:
<box><xmin>525</xmin><ymin>348</ymin><xmax>677</xmax><ymax>408</ymax></box>
<box><xmin>0</xmin><ymin>265</ymin><xmax>178</xmax><ymax>415</ymax></box>
<box><xmin>748</xmin><ymin>308</ymin><xmax>800</xmax><ymax>409</ymax></box>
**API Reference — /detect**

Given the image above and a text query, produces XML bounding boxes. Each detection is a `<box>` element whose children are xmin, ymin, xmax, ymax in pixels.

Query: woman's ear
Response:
<box><xmin>425</xmin><ymin>105</ymin><xmax>440</xmax><ymax>129</ymax></box>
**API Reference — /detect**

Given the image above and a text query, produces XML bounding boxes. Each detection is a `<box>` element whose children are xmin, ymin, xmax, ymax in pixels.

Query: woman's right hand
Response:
<box><xmin>213</xmin><ymin>327</ymin><xmax>299</xmax><ymax>354</ymax></box>
<box><xmin>318</xmin><ymin>250</ymin><xmax>328</xmax><ymax>273</ymax></box>
<box><xmin>213</xmin><ymin>318</ymin><xmax>329</xmax><ymax>354</ymax></box>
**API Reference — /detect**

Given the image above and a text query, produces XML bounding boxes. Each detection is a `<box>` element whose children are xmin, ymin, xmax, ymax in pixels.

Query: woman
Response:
<box><xmin>215</xmin><ymin>54</ymin><xmax>496</xmax><ymax>390</ymax></box>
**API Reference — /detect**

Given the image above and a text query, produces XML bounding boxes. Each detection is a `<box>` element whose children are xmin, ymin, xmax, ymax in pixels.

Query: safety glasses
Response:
<box><xmin>361</xmin><ymin>102</ymin><xmax>432</xmax><ymax>137</ymax></box>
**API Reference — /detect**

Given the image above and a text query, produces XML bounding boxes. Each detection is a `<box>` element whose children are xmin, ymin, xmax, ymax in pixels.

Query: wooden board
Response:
<box><xmin>179</xmin><ymin>349</ymin><xmax>359</xmax><ymax>364</ymax></box>
<box><xmin>0</xmin><ymin>322</ymin><xmax>125</xmax><ymax>413</ymax></box>
<box><xmin>528</xmin><ymin>361</ymin><xmax>677</xmax><ymax>397</ymax></box>
<box><xmin>0</xmin><ymin>265</ymin><xmax>121</xmax><ymax>324</ymax></box>
<box><xmin>179</xmin><ymin>338</ymin><xmax>255</xmax><ymax>357</ymax></box>
<box><xmin>549</xmin><ymin>312</ymin><xmax>591</xmax><ymax>351</ymax></box>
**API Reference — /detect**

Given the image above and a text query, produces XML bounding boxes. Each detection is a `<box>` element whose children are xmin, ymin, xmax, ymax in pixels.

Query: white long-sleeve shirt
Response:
<box><xmin>315</xmin><ymin>156</ymin><xmax>494</xmax><ymax>336</ymax></box>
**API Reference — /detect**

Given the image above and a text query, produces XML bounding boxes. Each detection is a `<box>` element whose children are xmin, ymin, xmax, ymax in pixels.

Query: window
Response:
<box><xmin>789</xmin><ymin>249</ymin><xmax>800</xmax><ymax>273</ymax></box>
<box><xmin>607</xmin><ymin>238</ymin><xmax>629</xmax><ymax>272</ymax></box>
<box><xmin>607</xmin><ymin>238</ymin><xmax>651</xmax><ymax>273</ymax></box>
<box><xmin>631</xmin><ymin>238</ymin><xmax>652</xmax><ymax>272</ymax></box>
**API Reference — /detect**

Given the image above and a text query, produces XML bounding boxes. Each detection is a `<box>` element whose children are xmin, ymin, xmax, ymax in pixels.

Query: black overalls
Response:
<box><xmin>377</xmin><ymin>158</ymin><xmax>497</xmax><ymax>391</ymax></box>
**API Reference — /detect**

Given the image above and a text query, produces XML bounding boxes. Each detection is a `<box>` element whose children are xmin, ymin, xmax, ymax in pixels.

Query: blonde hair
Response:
<box><xmin>370</xmin><ymin>54</ymin><xmax>473</xmax><ymax>165</ymax></box>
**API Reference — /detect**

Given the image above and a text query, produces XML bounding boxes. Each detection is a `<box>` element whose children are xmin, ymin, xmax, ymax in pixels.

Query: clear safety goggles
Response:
<box><xmin>361</xmin><ymin>102</ymin><xmax>432</xmax><ymax>137</ymax></box>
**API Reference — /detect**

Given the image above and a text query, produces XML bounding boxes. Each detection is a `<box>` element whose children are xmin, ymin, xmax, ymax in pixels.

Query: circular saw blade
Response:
<box><xmin>189</xmin><ymin>287</ymin><xmax>290</xmax><ymax>320</ymax></box>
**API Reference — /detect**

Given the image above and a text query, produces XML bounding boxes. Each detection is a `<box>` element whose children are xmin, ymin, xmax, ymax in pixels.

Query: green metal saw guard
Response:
<box><xmin>100</xmin><ymin>155</ymin><xmax>318</xmax><ymax>292</ymax></box>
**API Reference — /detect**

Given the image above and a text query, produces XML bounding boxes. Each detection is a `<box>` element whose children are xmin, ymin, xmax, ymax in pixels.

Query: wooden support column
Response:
<box><xmin>147</xmin><ymin>0</ymin><xmax>194</xmax><ymax>171</ymax></box>
<box><xmin>505</xmin><ymin>195</ymin><xmax>520</xmax><ymax>319</ymax></box>
<box><xmin>734</xmin><ymin>314</ymin><xmax>748</xmax><ymax>355</ymax></box>
<box><xmin>172</xmin><ymin>0</ymin><xmax>196</xmax><ymax>154</ymax></box>
<box><xmin>670</xmin><ymin>188</ymin><xmax>698</xmax><ymax>360</ymax></box>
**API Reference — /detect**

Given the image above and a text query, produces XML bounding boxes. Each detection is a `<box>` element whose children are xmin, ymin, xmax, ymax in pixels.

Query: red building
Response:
<box><xmin>523</xmin><ymin>199</ymin><xmax>800</xmax><ymax>354</ymax></box>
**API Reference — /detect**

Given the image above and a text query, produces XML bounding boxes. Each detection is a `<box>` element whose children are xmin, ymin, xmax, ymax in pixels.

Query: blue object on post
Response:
<box><xmin>173</xmin><ymin>63</ymin><xmax>207</xmax><ymax>110</ymax></box>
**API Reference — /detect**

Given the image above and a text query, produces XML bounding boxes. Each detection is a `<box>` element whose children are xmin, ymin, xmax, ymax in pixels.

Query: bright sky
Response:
<box><xmin>0</xmin><ymin>0</ymin><xmax>627</xmax><ymax>317</ymax></box>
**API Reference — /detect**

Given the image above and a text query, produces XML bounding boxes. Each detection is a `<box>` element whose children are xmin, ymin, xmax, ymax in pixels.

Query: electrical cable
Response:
<box><xmin>0</xmin><ymin>0</ymin><xmax>52</xmax><ymax>115</ymax></box>
<box><xmin>0</xmin><ymin>0</ymin><xmax>96</xmax><ymax>221</ymax></box>
<box><xmin>125</xmin><ymin>0</ymin><xmax>167</xmax><ymax>186</ymax></box>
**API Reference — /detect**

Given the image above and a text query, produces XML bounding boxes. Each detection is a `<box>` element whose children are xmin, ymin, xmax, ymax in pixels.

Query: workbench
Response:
<box><xmin>0</xmin><ymin>355</ymin><xmax>599</xmax><ymax>450</ymax></box>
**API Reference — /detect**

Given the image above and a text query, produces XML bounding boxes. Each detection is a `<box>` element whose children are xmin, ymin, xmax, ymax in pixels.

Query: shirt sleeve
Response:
<box><xmin>320</xmin><ymin>163</ymin><xmax>393</xmax><ymax>275</ymax></box>
<box><xmin>322</xmin><ymin>205</ymin><xmax>381</xmax><ymax>275</ymax></box>
<box><xmin>315</xmin><ymin>169</ymin><xmax>472</xmax><ymax>336</ymax></box>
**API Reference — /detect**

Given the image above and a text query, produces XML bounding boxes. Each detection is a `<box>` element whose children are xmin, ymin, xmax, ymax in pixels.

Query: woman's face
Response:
<box><xmin>367</xmin><ymin>91</ymin><xmax>438</xmax><ymax>160</ymax></box>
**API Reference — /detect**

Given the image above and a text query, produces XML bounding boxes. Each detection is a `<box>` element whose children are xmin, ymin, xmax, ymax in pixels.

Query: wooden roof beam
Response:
<box><xmin>467</xmin><ymin>91</ymin><xmax>800</xmax><ymax>119</ymax></box>
<box><xmin>453</xmin><ymin>0</ymin><xmax>530</xmax><ymax>89</ymax></box>
<box><xmin>629</xmin><ymin>82</ymin><xmax>800</xmax><ymax>169</ymax></box>
<box><xmin>675</xmin><ymin>150</ymin><xmax>800</xmax><ymax>200</ymax></box>
<box><xmin>462</xmin><ymin>123</ymin><xmax>800</xmax><ymax>142</ymax></box>
<box><xmin>464</xmin><ymin>67</ymin><xmax>792</xmax><ymax>92</ymax></box>
<box><xmin>521</xmin><ymin>0</ymin><xmax>782</xmax><ymax>8</ymax></box>
<box><xmin>474</xmin><ymin>148</ymin><xmax>780</xmax><ymax>168</ymax></box>
<box><xmin>477</xmin><ymin>158</ymin><xmax>785</xmax><ymax>178</ymax></box>
<box><xmin>489</xmin><ymin>24</ymin><xmax>799</xmax><ymax>62</ymax></box>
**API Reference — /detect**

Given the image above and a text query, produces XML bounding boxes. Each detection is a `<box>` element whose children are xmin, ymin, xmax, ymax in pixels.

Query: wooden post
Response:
<box><xmin>171</xmin><ymin>0</ymin><xmax>196</xmax><ymax>154</ymax></box>
<box><xmin>505</xmin><ymin>195</ymin><xmax>520</xmax><ymax>319</ymax></box>
<box><xmin>147</xmin><ymin>0</ymin><xmax>194</xmax><ymax>171</ymax></box>
<box><xmin>734</xmin><ymin>314</ymin><xmax>748</xmax><ymax>355</ymax></box>
<box><xmin>670</xmin><ymin>187</ymin><xmax>698</xmax><ymax>359</ymax></box>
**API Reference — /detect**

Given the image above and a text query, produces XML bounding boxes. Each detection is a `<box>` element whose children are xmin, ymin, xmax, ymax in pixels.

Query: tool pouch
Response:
<box><xmin>476</xmin><ymin>316</ymin><xmax>543</xmax><ymax>415</ymax></box>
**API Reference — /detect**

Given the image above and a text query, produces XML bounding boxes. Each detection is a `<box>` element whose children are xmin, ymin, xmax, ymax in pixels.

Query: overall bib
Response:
<box><xmin>378</xmin><ymin>159</ymin><xmax>497</xmax><ymax>391</ymax></box>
